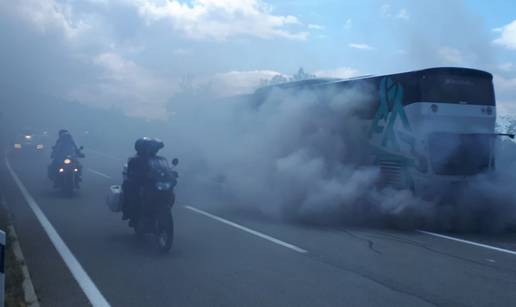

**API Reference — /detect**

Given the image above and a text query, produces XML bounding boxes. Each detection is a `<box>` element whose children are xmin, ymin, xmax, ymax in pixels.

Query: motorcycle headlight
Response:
<box><xmin>59</xmin><ymin>168</ymin><xmax>64</xmax><ymax>173</ymax></box>
<box><xmin>64</xmin><ymin>159</ymin><xmax>71</xmax><ymax>164</ymax></box>
<box><xmin>36</xmin><ymin>144</ymin><xmax>44</xmax><ymax>150</ymax></box>
<box><xmin>24</xmin><ymin>135</ymin><xmax>32</xmax><ymax>140</ymax></box>
<box><xmin>14</xmin><ymin>144</ymin><xmax>22</xmax><ymax>149</ymax></box>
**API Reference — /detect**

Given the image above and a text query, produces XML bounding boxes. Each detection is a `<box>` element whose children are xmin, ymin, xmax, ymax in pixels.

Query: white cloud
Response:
<box><xmin>0</xmin><ymin>0</ymin><xmax>89</xmax><ymax>40</ymax></box>
<box><xmin>135</xmin><ymin>0</ymin><xmax>309</xmax><ymax>41</ymax></box>
<box><xmin>438</xmin><ymin>46</ymin><xmax>463</xmax><ymax>64</ymax></box>
<box><xmin>494</xmin><ymin>20</ymin><xmax>516</xmax><ymax>50</ymax></box>
<box><xmin>348</xmin><ymin>43</ymin><xmax>374</xmax><ymax>50</ymax></box>
<box><xmin>314</xmin><ymin>67</ymin><xmax>360</xmax><ymax>79</ymax></box>
<box><xmin>70</xmin><ymin>52</ymin><xmax>176</xmax><ymax>119</ymax></box>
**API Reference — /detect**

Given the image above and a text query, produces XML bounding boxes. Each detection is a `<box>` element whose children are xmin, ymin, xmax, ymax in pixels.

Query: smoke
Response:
<box><xmin>157</xmin><ymin>80</ymin><xmax>516</xmax><ymax>233</ymax></box>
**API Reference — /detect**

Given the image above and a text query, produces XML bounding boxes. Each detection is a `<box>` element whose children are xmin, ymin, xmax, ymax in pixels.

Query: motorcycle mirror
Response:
<box><xmin>172</xmin><ymin>158</ymin><xmax>179</xmax><ymax>166</ymax></box>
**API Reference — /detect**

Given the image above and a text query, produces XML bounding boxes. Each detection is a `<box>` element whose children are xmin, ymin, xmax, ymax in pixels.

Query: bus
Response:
<box><xmin>253</xmin><ymin>67</ymin><xmax>508</xmax><ymax>198</ymax></box>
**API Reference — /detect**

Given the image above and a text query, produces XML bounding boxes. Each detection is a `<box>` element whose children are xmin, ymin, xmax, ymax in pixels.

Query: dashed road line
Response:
<box><xmin>418</xmin><ymin>230</ymin><xmax>516</xmax><ymax>257</ymax></box>
<box><xmin>184</xmin><ymin>205</ymin><xmax>308</xmax><ymax>254</ymax></box>
<box><xmin>87</xmin><ymin>168</ymin><xmax>112</xmax><ymax>179</ymax></box>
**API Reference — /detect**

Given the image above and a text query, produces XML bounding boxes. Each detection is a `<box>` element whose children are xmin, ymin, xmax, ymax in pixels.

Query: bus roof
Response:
<box><xmin>254</xmin><ymin>67</ymin><xmax>493</xmax><ymax>95</ymax></box>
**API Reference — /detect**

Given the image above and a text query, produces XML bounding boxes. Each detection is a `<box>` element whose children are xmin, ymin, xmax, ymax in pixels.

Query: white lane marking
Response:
<box><xmin>418</xmin><ymin>230</ymin><xmax>516</xmax><ymax>257</ymax></box>
<box><xmin>184</xmin><ymin>205</ymin><xmax>307</xmax><ymax>254</ymax></box>
<box><xmin>87</xmin><ymin>168</ymin><xmax>112</xmax><ymax>179</ymax></box>
<box><xmin>5</xmin><ymin>157</ymin><xmax>111</xmax><ymax>307</ymax></box>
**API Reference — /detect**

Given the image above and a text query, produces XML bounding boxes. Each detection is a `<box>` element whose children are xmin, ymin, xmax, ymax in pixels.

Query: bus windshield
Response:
<box><xmin>419</xmin><ymin>73</ymin><xmax>495</xmax><ymax>105</ymax></box>
<box><xmin>428</xmin><ymin>133</ymin><xmax>493</xmax><ymax>176</ymax></box>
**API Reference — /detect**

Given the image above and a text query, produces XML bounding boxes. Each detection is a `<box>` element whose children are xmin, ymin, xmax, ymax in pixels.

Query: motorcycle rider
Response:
<box><xmin>51</xmin><ymin>130</ymin><xmax>81</xmax><ymax>160</ymax></box>
<box><xmin>48</xmin><ymin>129</ymin><xmax>83</xmax><ymax>181</ymax></box>
<box><xmin>122</xmin><ymin>137</ymin><xmax>164</xmax><ymax>225</ymax></box>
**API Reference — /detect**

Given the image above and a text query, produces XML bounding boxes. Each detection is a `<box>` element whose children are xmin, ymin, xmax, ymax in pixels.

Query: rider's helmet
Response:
<box><xmin>148</xmin><ymin>138</ymin><xmax>164</xmax><ymax>156</ymax></box>
<box><xmin>58</xmin><ymin>129</ymin><xmax>69</xmax><ymax>137</ymax></box>
<box><xmin>134</xmin><ymin>137</ymin><xmax>164</xmax><ymax>157</ymax></box>
<box><xmin>134</xmin><ymin>137</ymin><xmax>150</xmax><ymax>155</ymax></box>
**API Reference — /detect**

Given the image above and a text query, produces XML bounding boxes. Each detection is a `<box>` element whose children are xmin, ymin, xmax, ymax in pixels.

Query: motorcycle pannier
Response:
<box><xmin>106</xmin><ymin>185</ymin><xmax>123</xmax><ymax>212</ymax></box>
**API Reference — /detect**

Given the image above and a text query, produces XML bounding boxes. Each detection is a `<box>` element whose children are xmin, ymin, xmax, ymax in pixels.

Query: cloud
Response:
<box><xmin>438</xmin><ymin>46</ymin><xmax>463</xmax><ymax>64</ymax></box>
<box><xmin>348</xmin><ymin>43</ymin><xmax>374</xmax><ymax>50</ymax></box>
<box><xmin>135</xmin><ymin>0</ymin><xmax>309</xmax><ymax>41</ymax></box>
<box><xmin>209</xmin><ymin>70</ymin><xmax>283</xmax><ymax>96</ymax></box>
<box><xmin>493</xmin><ymin>20</ymin><xmax>516</xmax><ymax>50</ymax></box>
<box><xmin>0</xmin><ymin>0</ymin><xmax>89</xmax><ymax>40</ymax></box>
<box><xmin>314</xmin><ymin>67</ymin><xmax>360</xmax><ymax>79</ymax></box>
<box><xmin>69</xmin><ymin>52</ymin><xmax>176</xmax><ymax>119</ymax></box>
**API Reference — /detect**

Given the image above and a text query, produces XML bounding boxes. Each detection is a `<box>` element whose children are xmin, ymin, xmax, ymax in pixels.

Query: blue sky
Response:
<box><xmin>1</xmin><ymin>0</ymin><xmax>516</xmax><ymax>118</ymax></box>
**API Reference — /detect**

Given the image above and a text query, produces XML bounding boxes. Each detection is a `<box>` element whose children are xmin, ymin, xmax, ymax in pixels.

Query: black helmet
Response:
<box><xmin>148</xmin><ymin>138</ymin><xmax>164</xmax><ymax>156</ymax></box>
<box><xmin>134</xmin><ymin>137</ymin><xmax>151</xmax><ymax>154</ymax></box>
<box><xmin>134</xmin><ymin>137</ymin><xmax>163</xmax><ymax>156</ymax></box>
<box><xmin>58</xmin><ymin>129</ymin><xmax>69</xmax><ymax>137</ymax></box>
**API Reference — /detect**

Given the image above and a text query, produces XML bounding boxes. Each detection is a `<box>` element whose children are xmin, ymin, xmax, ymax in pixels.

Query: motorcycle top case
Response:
<box><xmin>106</xmin><ymin>185</ymin><xmax>123</xmax><ymax>212</ymax></box>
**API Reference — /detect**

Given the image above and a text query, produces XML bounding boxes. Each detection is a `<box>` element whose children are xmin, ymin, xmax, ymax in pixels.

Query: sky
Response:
<box><xmin>1</xmin><ymin>0</ymin><xmax>516</xmax><ymax>118</ymax></box>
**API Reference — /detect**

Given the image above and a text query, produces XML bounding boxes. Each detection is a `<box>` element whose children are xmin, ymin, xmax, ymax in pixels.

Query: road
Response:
<box><xmin>1</xmin><ymin>149</ymin><xmax>516</xmax><ymax>307</ymax></box>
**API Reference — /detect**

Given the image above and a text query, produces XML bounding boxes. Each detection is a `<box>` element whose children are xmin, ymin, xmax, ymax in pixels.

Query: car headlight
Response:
<box><xmin>14</xmin><ymin>144</ymin><xmax>22</xmax><ymax>149</ymax></box>
<box><xmin>36</xmin><ymin>144</ymin><xmax>44</xmax><ymax>150</ymax></box>
<box><xmin>64</xmin><ymin>159</ymin><xmax>71</xmax><ymax>164</ymax></box>
<box><xmin>24</xmin><ymin>135</ymin><xmax>32</xmax><ymax>140</ymax></box>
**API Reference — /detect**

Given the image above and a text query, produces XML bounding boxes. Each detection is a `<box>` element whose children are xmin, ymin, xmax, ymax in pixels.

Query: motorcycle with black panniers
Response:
<box><xmin>107</xmin><ymin>157</ymin><xmax>179</xmax><ymax>252</ymax></box>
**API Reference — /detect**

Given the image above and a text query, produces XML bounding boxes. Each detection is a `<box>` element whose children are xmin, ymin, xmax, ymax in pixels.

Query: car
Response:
<box><xmin>12</xmin><ymin>130</ymin><xmax>46</xmax><ymax>153</ymax></box>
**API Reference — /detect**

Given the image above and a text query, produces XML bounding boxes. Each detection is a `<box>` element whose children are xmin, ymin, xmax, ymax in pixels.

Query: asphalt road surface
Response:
<box><xmin>2</xmin><ymin>149</ymin><xmax>516</xmax><ymax>307</ymax></box>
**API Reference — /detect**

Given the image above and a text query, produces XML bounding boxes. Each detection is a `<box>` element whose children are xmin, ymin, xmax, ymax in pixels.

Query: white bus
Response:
<box><xmin>254</xmin><ymin>67</ymin><xmax>511</xmax><ymax>199</ymax></box>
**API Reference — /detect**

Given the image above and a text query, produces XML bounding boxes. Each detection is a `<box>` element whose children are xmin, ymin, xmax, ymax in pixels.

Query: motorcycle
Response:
<box><xmin>50</xmin><ymin>148</ymin><xmax>84</xmax><ymax>195</ymax></box>
<box><xmin>109</xmin><ymin>157</ymin><xmax>178</xmax><ymax>252</ymax></box>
